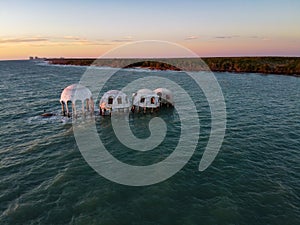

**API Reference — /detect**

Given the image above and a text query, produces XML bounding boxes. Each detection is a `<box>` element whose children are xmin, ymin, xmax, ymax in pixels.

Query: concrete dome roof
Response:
<box><xmin>136</xmin><ymin>88</ymin><xmax>155</xmax><ymax>96</ymax></box>
<box><xmin>100</xmin><ymin>90</ymin><xmax>130</xmax><ymax>109</ymax></box>
<box><xmin>154</xmin><ymin>88</ymin><xmax>174</xmax><ymax>105</ymax></box>
<box><xmin>60</xmin><ymin>84</ymin><xmax>92</xmax><ymax>103</ymax></box>
<box><xmin>132</xmin><ymin>89</ymin><xmax>159</xmax><ymax>108</ymax></box>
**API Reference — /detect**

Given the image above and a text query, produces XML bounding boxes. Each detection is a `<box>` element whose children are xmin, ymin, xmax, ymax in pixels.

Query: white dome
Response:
<box><xmin>100</xmin><ymin>90</ymin><xmax>130</xmax><ymax>110</ymax></box>
<box><xmin>132</xmin><ymin>89</ymin><xmax>160</xmax><ymax>108</ymax></box>
<box><xmin>60</xmin><ymin>84</ymin><xmax>92</xmax><ymax>103</ymax></box>
<box><xmin>137</xmin><ymin>89</ymin><xmax>155</xmax><ymax>96</ymax></box>
<box><xmin>154</xmin><ymin>88</ymin><xmax>174</xmax><ymax>105</ymax></box>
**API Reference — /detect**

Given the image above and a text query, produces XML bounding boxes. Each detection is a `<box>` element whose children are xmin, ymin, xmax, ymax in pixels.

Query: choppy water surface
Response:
<box><xmin>0</xmin><ymin>60</ymin><xmax>299</xmax><ymax>224</ymax></box>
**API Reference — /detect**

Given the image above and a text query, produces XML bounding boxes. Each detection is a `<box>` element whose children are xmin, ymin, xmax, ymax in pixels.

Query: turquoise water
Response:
<box><xmin>0</xmin><ymin>60</ymin><xmax>300</xmax><ymax>224</ymax></box>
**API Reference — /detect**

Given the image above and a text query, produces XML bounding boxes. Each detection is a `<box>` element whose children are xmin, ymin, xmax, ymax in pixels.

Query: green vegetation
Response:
<box><xmin>46</xmin><ymin>57</ymin><xmax>300</xmax><ymax>76</ymax></box>
<box><xmin>203</xmin><ymin>57</ymin><xmax>300</xmax><ymax>76</ymax></box>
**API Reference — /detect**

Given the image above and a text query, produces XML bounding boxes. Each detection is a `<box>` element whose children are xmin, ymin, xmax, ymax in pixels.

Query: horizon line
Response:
<box><xmin>1</xmin><ymin>55</ymin><xmax>300</xmax><ymax>61</ymax></box>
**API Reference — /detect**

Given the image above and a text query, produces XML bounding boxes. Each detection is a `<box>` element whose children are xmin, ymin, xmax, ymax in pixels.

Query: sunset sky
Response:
<box><xmin>1</xmin><ymin>0</ymin><xmax>299</xmax><ymax>60</ymax></box>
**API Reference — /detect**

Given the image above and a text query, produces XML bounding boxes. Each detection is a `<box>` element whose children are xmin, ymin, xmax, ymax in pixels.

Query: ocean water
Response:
<box><xmin>0</xmin><ymin>60</ymin><xmax>299</xmax><ymax>224</ymax></box>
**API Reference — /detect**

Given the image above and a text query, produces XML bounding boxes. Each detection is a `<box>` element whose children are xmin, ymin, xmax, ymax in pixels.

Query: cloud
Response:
<box><xmin>0</xmin><ymin>37</ymin><xmax>48</xmax><ymax>44</ymax></box>
<box><xmin>214</xmin><ymin>35</ymin><xmax>241</xmax><ymax>39</ymax></box>
<box><xmin>111</xmin><ymin>39</ymin><xmax>129</xmax><ymax>42</ymax></box>
<box><xmin>246</xmin><ymin>35</ymin><xmax>271</xmax><ymax>41</ymax></box>
<box><xmin>249</xmin><ymin>35</ymin><xmax>260</xmax><ymax>39</ymax></box>
<box><xmin>68</xmin><ymin>38</ymin><xmax>115</xmax><ymax>46</ymax></box>
<box><xmin>61</xmin><ymin>36</ymin><xmax>93</xmax><ymax>44</ymax></box>
<box><xmin>262</xmin><ymin>37</ymin><xmax>271</xmax><ymax>41</ymax></box>
<box><xmin>112</xmin><ymin>36</ymin><xmax>134</xmax><ymax>43</ymax></box>
<box><xmin>214</xmin><ymin>36</ymin><xmax>232</xmax><ymax>39</ymax></box>
<box><xmin>124</xmin><ymin>35</ymin><xmax>133</xmax><ymax>39</ymax></box>
<box><xmin>185</xmin><ymin>35</ymin><xmax>199</xmax><ymax>40</ymax></box>
<box><xmin>0</xmin><ymin>36</ymin><xmax>116</xmax><ymax>47</ymax></box>
<box><xmin>63</xmin><ymin>36</ymin><xmax>81</xmax><ymax>40</ymax></box>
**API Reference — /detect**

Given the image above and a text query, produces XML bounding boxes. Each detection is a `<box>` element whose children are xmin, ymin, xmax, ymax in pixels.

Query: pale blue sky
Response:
<box><xmin>0</xmin><ymin>0</ymin><xmax>299</xmax><ymax>59</ymax></box>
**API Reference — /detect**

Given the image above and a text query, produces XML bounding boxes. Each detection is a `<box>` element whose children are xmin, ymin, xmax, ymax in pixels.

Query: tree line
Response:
<box><xmin>46</xmin><ymin>57</ymin><xmax>300</xmax><ymax>76</ymax></box>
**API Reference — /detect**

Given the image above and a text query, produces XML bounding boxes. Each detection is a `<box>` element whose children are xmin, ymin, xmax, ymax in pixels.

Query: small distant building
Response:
<box><xmin>99</xmin><ymin>90</ymin><xmax>130</xmax><ymax>116</ymax></box>
<box><xmin>131</xmin><ymin>89</ymin><xmax>160</xmax><ymax>113</ymax></box>
<box><xmin>60</xmin><ymin>84</ymin><xmax>94</xmax><ymax>117</ymax></box>
<box><xmin>29</xmin><ymin>56</ymin><xmax>46</xmax><ymax>61</ymax></box>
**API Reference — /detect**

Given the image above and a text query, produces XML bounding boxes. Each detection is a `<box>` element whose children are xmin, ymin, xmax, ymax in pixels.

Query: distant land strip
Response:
<box><xmin>45</xmin><ymin>57</ymin><xmax>300</xmax><ymax>76</ymax></box>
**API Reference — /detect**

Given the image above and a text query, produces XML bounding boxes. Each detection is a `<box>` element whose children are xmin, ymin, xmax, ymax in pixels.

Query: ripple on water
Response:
<box><xmin>0</xmin><ymin>62</ymin><xmax>300</xmax><ymax>224</ymax></box>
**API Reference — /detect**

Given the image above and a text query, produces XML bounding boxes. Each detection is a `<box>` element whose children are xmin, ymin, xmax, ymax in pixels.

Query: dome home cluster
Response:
<box><xmin>59</xmin><ymin>84</ymin><xmax>174</xmax><ymax>118</ymax></box>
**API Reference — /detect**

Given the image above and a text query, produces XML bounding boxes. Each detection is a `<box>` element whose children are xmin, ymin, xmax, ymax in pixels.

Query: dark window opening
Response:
<box><xmin>108</xmin><ymin>97</ymin><xmax>113</xmax><ymax>104</ymax></box>
<box><xmin>151</xmin><ymin>97</ymin><xmax>155</xmax><ymax>104</ymax></box>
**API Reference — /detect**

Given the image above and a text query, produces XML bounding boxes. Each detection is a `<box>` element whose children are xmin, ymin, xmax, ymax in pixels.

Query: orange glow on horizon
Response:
<box><xmin>0</xmin><ymin>43</ymin><xmax>117</xmax><ymax>60</ymax></box>
<box><xmin>0</xmin><ymin>37</ymin><xmax>299</xmax><ymax>60</ymax></box>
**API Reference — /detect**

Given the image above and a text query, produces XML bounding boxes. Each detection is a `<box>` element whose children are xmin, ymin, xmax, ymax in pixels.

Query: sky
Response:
<box><xmin>0</xmin><ymin>0</ymin><xmax>299</xmax><ymax>60</ymax></box>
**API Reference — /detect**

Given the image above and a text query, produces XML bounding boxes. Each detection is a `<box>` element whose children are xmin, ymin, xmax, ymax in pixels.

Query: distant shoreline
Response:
<box><xmin>44</xmin><ymin>57</ymin><xmax>300</xmax><ymax>76</ymax></box>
